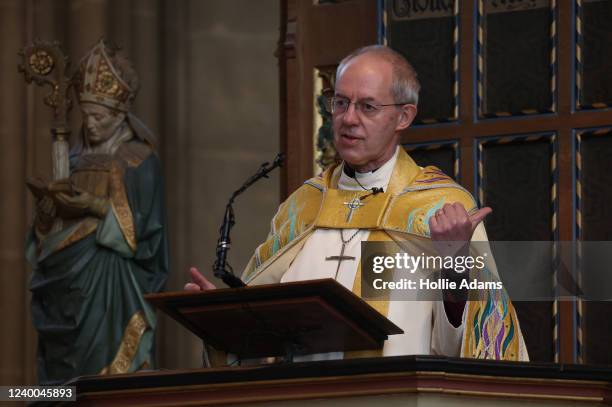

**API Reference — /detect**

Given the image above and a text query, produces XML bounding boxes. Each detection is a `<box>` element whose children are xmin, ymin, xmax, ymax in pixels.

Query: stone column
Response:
<box><xmin>0</xmin><ymin>0</ymin><xmax>31</xmax><ymax>386</ymax></box>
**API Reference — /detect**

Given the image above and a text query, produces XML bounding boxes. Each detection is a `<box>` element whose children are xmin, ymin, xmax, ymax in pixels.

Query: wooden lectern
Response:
<box><xmin>145</xmin><ymin>278</ymin><xmax>403</xmax><ymax>361</ymax></box>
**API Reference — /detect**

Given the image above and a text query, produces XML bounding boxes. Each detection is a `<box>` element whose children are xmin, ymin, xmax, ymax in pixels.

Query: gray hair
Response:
<box><xmin>335</xmin><ymin>45</ymin><xmax>420</xmax><ymax>105</ymax></box>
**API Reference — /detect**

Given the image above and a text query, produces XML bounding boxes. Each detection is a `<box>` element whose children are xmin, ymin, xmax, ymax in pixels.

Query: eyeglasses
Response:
<box><xmin>330</xmin><ymin>96</ymin><xmax>409</xmax><ymax>117</ymax></box>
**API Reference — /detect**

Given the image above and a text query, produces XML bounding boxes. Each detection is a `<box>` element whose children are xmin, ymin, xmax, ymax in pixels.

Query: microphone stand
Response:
<box><xmin>212</xmin><ymin>153</ymin><xmax>284</xmax><ymax>288</ymax></box>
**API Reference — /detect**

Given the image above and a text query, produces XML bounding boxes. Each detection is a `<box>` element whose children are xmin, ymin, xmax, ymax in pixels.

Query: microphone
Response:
<box><xmin>213</xmin><ymin>152</ymin><xmax>284</xmax><ymax>288</ymax></box>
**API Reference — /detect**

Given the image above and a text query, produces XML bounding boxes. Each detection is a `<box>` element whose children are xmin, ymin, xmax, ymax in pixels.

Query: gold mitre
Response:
<box><xmin>75</xmin><ymin>39</ymin><xmax>134</xmax><ymax>112</ymax></box>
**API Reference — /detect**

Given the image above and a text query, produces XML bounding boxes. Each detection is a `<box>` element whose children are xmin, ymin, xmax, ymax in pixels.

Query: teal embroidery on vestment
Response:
<box><xmin>406</xmin><ymin>197</ymin><xmax>445</xmax><ymax>235</ymax></box>
<box><xmin>271</xmin><ymin>236</ymin><xmax>280</xmax><ymax>256</ymax></box>
<box><xmin>502</xmin><ymin>316</ymin><xmax>515</xmax><ymax>356</ymax></box>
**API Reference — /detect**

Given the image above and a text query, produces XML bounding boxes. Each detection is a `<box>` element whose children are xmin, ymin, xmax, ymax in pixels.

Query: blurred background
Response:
<box><xmin>0</xmin><ymin>0</ymin><xmax>280</xmax><ymax>385</ymax></box>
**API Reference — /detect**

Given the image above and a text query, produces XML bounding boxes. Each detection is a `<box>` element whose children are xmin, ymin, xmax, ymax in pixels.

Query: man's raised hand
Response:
<box><xmin>428</xmin><ymin>202</ymin><xmax>491</xmax><ymax>242</ymax></box>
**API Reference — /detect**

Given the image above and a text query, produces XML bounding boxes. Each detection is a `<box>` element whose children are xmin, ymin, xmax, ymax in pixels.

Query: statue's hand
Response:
<box><xmin>55</xmin><ymin>187</ymin><xmax>109</xmax><ymax>219</ymax></box>
<box><xmin>34</xmin><ymin>195</ymin><xmax>56</xmax><ymax>233</ymax></box>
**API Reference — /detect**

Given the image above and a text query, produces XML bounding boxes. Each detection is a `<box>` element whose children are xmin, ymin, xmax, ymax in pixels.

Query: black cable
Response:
<box><xmin>343</xmin><ymin>163</ymin><xmax>384</xmax><ymax>200</ymax></box>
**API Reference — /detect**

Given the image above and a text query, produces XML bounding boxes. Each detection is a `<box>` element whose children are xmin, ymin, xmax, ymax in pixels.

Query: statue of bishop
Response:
<box><xmin>26</xmin><ymin>39</ymin><xmax>169</xmax><ymax>385</ymax></box>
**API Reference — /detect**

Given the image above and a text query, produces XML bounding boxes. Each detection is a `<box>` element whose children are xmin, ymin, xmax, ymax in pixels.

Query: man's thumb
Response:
<box><xmin>470</xmin><ymin>207</ymin><xmax>492</xmax><ymax>228</ymax></box>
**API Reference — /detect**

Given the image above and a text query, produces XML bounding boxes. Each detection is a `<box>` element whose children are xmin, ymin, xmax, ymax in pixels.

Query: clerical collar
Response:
<box><xmin>338</xmin><ymin>146</ymin><xmax>399</xmax><ymax>192</ymax></box>
<box><xmin>343</xmin><ymin>164</ymin><xmax>377</xmax><ymax>177</ymax></box>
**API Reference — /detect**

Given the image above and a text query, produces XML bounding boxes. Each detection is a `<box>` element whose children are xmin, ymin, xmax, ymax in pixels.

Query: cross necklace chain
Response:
<box><xmin>325</xmin><ymin>167</ymin><xmax>384</xmax><ymax>280</ymax></box>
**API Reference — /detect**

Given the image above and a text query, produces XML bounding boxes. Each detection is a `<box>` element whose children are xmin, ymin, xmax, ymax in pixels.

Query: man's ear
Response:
<box><xmin>395</xmin><ymin>104</ymin><xmax>417</xmax><ymax>131</ymax></box>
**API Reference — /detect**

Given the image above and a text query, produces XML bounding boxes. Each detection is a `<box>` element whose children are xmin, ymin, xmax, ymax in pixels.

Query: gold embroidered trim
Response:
<box><xmin>385</xmin><ymin>148</ymin><xmax>420</xmax><ymax>195</ymax></box>
<box><xmin>109</xmin><ymin>160</ymin><xmax>137</xmax><ymax>252</ymax></box>
<box><xmin>461</xmin><ymin>295</ymin><xmax>521</xmax><ymax>361</ymax></box>
<box><xmin>117</xmin><ymin>141</ymin><xmax>152</xmax><ymax>168</ymax></box>
<box><xmin>315</xmin><ymin>190</ymin><xmax>391</xmax><ymax>229</ymax></box>
<box><xmin>55</xmin><ymin>218</ymin><xmax>98</xmax><ymax>252</ymax></box>
<box><xmin>100</xmin><ymin>310</ymin><xmax>149</xmax><ymax>375</ymax></box>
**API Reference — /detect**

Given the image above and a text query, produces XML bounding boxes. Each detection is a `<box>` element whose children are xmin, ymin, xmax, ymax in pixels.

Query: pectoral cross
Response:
<box><xmin>344</xmin><ymin>197</ymin><xmax>364</xmax><ymax>223</ymax></box>
<box><xmin>325</xmin><ymin>229</ymin><xmax>359</xmax><ymax>279</ymax></box>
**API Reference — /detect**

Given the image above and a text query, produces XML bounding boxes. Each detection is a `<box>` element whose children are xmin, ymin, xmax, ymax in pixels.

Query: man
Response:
<box><xmin>27</xmin><ymin>40</ymin><xmax>169</xmax><ymax>384</ymax></box>
<box><xmin>187</xmin><ymin>45</ymin><xmax>528</xmax><ymax>361</ymax></box>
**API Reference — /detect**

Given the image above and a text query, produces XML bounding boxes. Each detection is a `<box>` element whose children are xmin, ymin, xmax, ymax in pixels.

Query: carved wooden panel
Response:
<box><xmin>477</xmin><ymin>134</ymin><xmax>556</xmax><ymax>240</ymax></box>
<box><xmin>576</xmin><ymin>0</ymin><xmax>612</xmax><ymax>109</ymax></box>
<box><xmin>478</xmin><ymin>0</ymin><xmax>556</xmax><ymax>117</ymax></box>
<box><xmin>382</xmin><ymin>0</ymin><xmax>458</xmax><ymax>124</ymax></box>
<box><xmin>403</xmin><ymin>140</ymin><xmax>459</xmax><ymax>181</ymax></box>
<box><xmin>476</xmin><ymin>133</ymin><xmax>558</xmax><ymax>362</ymax></box>
<box><xmin>513</xmin><ymin>300</ymin><xmax>555</xmax><ymax>362</ymax></box>
<box><xmin>575</xmin><ymin>128</ymin><xmax>612</xmax><ymax>365</ymax></box>
<box><xmin>580</xmin><ymin>302</ymin><xmax>612</xmax><ymax>365</ymax></box>
<box><xmin>577</xmin><ymin>129</ymin><xmax>612</xmax><ymax>241</ymax></box>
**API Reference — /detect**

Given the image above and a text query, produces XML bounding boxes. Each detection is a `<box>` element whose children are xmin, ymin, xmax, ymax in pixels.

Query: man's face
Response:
<box><xmin>332</xmin><ymin>54</ymin><xmax>414</xmax><ymax>172</ymax></box>
<box><xmin>81</xmin><ymin>103</ymin><xmax>125</xmax><ymax>146</ymax></box>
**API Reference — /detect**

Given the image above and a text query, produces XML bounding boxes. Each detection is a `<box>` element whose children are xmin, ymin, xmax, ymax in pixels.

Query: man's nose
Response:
<box><xmin>341</xmin><ymin>102</ymin><xmax>360</xmax><ymax>125</ymax></box>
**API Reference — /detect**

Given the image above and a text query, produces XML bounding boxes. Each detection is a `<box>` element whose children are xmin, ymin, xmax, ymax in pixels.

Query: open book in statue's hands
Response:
<box><xmin>27</xmin><ymin>177</ymin><xmax>108</xmax><ymax>219</ymax></box>
<box><xmin>26</xmin><ymin>177</ymin><xmax>74</xmax><ymax>201</ymax></box>
<box><xmin>26</xmin><ymin>177</ymin><xmax>83</xmax><ymax>218</ymax></box>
